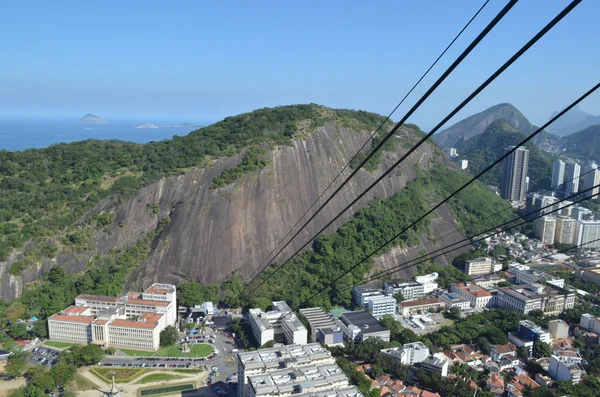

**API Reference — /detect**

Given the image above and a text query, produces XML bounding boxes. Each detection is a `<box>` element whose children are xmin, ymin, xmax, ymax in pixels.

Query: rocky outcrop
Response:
<box><xmin>1</xmin><ymin>122</ymin><xmax>468</xmax><ymax>300</ymax></box>
<box><xmin>79</xmin><ymin>114</ymin><xmax>107</xmax><ymax>124</ymax></box>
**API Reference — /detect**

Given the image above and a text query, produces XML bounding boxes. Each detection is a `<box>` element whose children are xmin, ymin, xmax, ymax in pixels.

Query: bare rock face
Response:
<box><xmin>1</xmin><ymin>122</ymin><xmax>467</xmax><ymax>300</ymax></box>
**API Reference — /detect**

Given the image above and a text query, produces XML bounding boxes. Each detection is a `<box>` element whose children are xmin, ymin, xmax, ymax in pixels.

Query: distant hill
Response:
<box><xmin>548</xmin><ymin>105</ymin><xmax>598</xmax><ymax>136</ymax></box>
<box><xmin>456</xmin><ymin>119</ymin><xmax>554</xmax><ymax>190</ymax></box>
<box><xmin>433</xmin><ymin>103</ymin><xmax>536</xmax><ymax>148</ymax></box>
<box><xmin>79</xmin><ymin>114</ymin><xmax>107</xmax><ymax>124</ymax></box>
<box><xmin>561</xmin><ymin>125</ymin><xmax>600</xmax><ymax>161</ymax></box>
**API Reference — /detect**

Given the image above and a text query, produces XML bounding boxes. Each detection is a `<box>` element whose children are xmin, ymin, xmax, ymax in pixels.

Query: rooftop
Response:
<box><xmin>237</xmin><ymin>343</ymin><xmax>332</xmax><ymax>371</ymax></box>
<box><xmin>340</xmin><ymin>311</ymin><xmax>387</xmax><ymax>334</ymax></box>
<box><xmin>49</xmin><ymin>314</ymin><xmax>95</xmax><ymax>324</ymax></box>
<box><xmin>75</xmin><ymin>294</ymin><xmax>120</xmax><ymax>303</ymax></box>
<box><xmin>399</xmin><ymin>298</ymin><xmax>442</xmax><ymax>308</ymax></box>
<box><xmin>64</xmin><ymin>305</ymin><xmax>89</xmax><ymax>315</ymax></box>
<box><xmin>126</xmin><ymin>298</ymin><xmax>170</xmax><ymax>307</ymax></box>
<box><xmin>454</xmin><ymin>283</ymin><xmax>492</xmax><ymax>298</ymax></box>
<box><xmin>352</xmin><ymin>285</ymin><xmax>382</xmax><ymax>294</ymax></box>
<box><xmin>144</xmin><ymin>283</ymin><xmax>175</xmax><ymax>295</ymax></box>
<box><xmin>248</xmin><ymin>363</ymin><xmax>348</xmax><ymax>395</ymax></box>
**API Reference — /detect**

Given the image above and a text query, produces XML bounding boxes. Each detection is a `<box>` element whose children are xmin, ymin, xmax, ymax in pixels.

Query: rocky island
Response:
<box><xmin>79</xmin><ymin>113</ymin><xmax>107</xmax><ymax>124</ymax></box>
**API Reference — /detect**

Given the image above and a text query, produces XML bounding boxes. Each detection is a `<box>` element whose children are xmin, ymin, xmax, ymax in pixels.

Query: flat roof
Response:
<box><xmin>144</xmin><ymin>283</ymin><xmax>175</xmax><ymax>295</ymax></box>
<box><xmin>49</xmin><ymin>314</ymin><xmax>95</xmax><ymax>324</ymax></box>
<box><xmin>399</xmin><ymin>298</ymin><xmax>443</xmax><ymax>308</ymax></box>
<box><xmin>109</xmin><ymin>319</ymin><xmax>158</xmax><ymax>330</ymax></box>
<box><xmin>352</xmin><ymin>285</ymin><xmax>381</xmax><ymax>294</ymax></box>
<box><xmin>126</xmin><ymin>298</ymin><xmax>169</xmax><ymax>307</ymax></box>
<box><xmin>64</xmin><ymin>305</ymin><xmax>89</xmax><ymax>314</ymax></box>
<box><xmin>340</xmin><ymin>311</ymin><xmax>387</xmax><ymax>334</ymax></box>
<box><xmin>75</xmin><ymin>294</ymin><xmax>120</xmax><ymax>303</ymax></box>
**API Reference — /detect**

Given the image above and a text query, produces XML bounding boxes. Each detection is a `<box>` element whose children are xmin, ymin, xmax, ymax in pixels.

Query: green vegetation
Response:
<box><xmin>90</xmin><ymin>367</ymin><xmax>145</xmax><ymax>383</ymax></box>
<box><xmin>74</xmin><ymin>374</ymin><xmax>99</xmax><ymax>391</ymax></box>
<box><xmin>562</xmin><ymin>125</ymin><xmax>600</xmax><ymax>161</ymax></box>
<box><xmin>159</xmin><ymin>325</ymin><xmax>178</xmax><ymax>347</ymax></box>
<box><xmin>211</xmin><ymin>147</ymin><xmax>269</xmax><ymax>189</ymax></box>
<box><xmin>0</xmin><ymin>105</ymin><xmax>387</xmax><ymax>264</ymax></box>
<box><xmin>176</xmin><ymin>281</ymin><xmax>220</xmax><ymax>307</ymax></box>
<box><xmin>43</xmin><ymin>341</ymin><xmax>77</xmax><ymax>349</ymax></box>
<box><xmin>139</xmin><ymin>383</ymin><xmax>195</xmax><ymax>396</ymax></box>
<box><xmin>456</xmin><ymin>119</ymin><xmax>555</xmax><ymax>191</ymax></box>
<box><xmin>135</xmin><ymin>373</ymin><xmax>181</xmax><ymax>384</ymax></box>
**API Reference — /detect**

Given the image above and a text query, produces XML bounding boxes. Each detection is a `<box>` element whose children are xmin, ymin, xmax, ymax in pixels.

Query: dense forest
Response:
<box><xmin>0</xmin><ymin>105</ymin><xmax>388</xmax><ymax>264</ymax></box>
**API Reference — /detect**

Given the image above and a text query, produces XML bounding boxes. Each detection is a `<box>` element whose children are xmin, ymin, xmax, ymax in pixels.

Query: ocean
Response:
<box><xmin>0</xmin><ymin>117</ymin><xmax>211</xmax><ymax>152</ymax></box>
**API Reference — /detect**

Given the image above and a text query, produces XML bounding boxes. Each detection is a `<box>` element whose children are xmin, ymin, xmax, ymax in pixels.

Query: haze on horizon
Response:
<box><xmin>1</xmin><ymin>0</ymin><xmax>598</xmax><ymax>130</ymax></box>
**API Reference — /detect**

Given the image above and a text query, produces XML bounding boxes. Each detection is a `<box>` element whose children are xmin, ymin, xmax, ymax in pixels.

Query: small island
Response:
<box><xmin>79</xmin><ymin>114</ymin><xmax>107</xmax><ymax>124</ymax></box>
<box><xmin>133</xmin><ymin>123</ymin><xmax>160</xmax><ymax>129</ymax></box>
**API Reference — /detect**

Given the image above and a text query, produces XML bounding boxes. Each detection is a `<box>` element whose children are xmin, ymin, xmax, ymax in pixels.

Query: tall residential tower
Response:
<box><xmin>501</xmin><ymin>146</ymin><xmax>529</xmax><ymax>202</ymax></box>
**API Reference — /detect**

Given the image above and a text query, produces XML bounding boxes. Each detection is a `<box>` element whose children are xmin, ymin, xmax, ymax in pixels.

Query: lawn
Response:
<box><xmin>90</xmin><ymin>367</ymin><xmax>146</xmax><ymax>383</ymax></box>
<box><xmin>119</xmin><ymin>343</ymin><xmax>213</xmax><ymax>358</ymax></box>
<box><xmin>172</xmin><ymin>369</ymin><xmax>204</xmax><ymax>374</ymax></box>
<box><xmin>135</xmin><ymin>373</ymin><xmax>181</xmax><ymax>384</ymax></box>
<box><xmin>44</xmin><ymin>341</ymin><xmax>77</xmax><ymax>348</ymax></box>
<box><xmin>74</xmin><ymin>374</ymin><xmax>99</xmax><ymax>391</ymax></box>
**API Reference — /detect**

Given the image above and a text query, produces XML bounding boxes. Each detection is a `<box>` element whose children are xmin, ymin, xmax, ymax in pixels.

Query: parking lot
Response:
<box><xmin>396</xmin><ymin>312</ymin><xmax>453</xmax><ymax>335</ymax></box>
<box><xmin>29</xmin><ymin>347</ymin><xmax>60</xmax><ymax>367</ymax></box>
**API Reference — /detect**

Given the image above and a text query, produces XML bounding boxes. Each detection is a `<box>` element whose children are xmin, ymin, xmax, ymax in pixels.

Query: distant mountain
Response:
<box><xmin>561</xmin><ymin>125</ymin><xmax>600</xmax><ymax>161</ymax></box>
<box><xmin>456</xmin><ymin>119</ymin><xmax>554</xmax><ymax>190</ymax></box>
<box><xmin>548</xmin><ymin>105</ymin><xmax>598</xmax><ymax>136</ymax></box>
<box><xmin>79</xmin><ymin>114</ymin><xmax>107</xmax><ymax>124</ymax></box>
<box><xmin>433</xmin><ymin>103</ymin><xmax>536</xmax><ymax>148</ymax></box>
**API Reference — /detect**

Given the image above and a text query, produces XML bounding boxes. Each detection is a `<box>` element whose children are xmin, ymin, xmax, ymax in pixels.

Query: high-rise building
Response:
<box><xmin>577</xmin><ymin>221</ymin><xmax>600</xmax><ymax>250</ymax></box>
<box><xmin>555</xmin><ymin>216</ymin><xmax>579</xmax><ymax>245</ymax></box>
<box><xmin>582</xmin><ymin>164</ymin><xmax>600</xmax><ymax>199</ymax></box>
<box><xmin>566</xmin><ymin>163</ymin><xmax>581</xmax><ymax>194</ymax></box>
<box><xmin>534</xmin><ymin>216</ymin><xmax>556</xmax><ymax>246</ymax></box>
<box><xmin>501</xmin><ymin>146</ymin><xmax>529</xmax><ymax>202</ymax></box>
<box><xmin>552</xmin><ymin>160</ymin><xmax>566</xmax><ymax>189</ymax></box>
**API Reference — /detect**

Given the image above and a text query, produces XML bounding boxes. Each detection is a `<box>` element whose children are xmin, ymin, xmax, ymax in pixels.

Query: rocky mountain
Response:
<box><xmin>548</xmin><ymin>105</ymin><xmax>598</xmax><ymax>136</ymax></box>
<box><xmin>79</xmin><ymin>113</ymin><xmax>107</xmax><ymax>124</ymax></box>
<box><xmin>0</xmin><ymin>105</ymin><xmax>513</xmax><ymax>304</ymax></box>
<box><xmin>433</xmin><ymin>103</ymin><xmax>536</xmax><ymax>149</ymax></box>
<box><xmin>455</xmin><ymin>119</ymin><xmax>554</xmax><ymax>190</ymax></box>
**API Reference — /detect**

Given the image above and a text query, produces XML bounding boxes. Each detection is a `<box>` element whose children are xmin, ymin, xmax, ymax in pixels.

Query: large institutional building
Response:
<box><xmin>48</xmin><ymin>283</ymin><xmax>176</xmax><ymax>351</ymax></box>
<box><xmin>248</xmin><ymin>301</ymin><xmax>307</xmax><ymax>346</ymax></box>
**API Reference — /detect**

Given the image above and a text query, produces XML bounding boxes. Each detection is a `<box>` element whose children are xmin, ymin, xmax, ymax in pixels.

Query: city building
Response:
<box><xmin>398</xmin><ymin>298</ymin><xmax>445</xmax><ymax>316</ymax></box>
<box><xmin>552</xmin><ymin>160</ymin><xmax>566</xmax><ymax>189</ymax></box>
<box><xmin>460</xmin><ymin>159</ymin><xmax>469</xmax><ymax>170</ymax></box>
<box><xmin>450</xmin><ymin>283</ymin><xmax>492</xmax><ymax>308</ymax></box>
<box><xmin>351</xmin><ymin>286</ymin><xmax>384</xmax><ymax>308</ymax></box>
<box><xmin>445</xmin><ymin>148</ymin><xmax>458</xmax><ymax>157</ymax></box>
<box><xmin>316</xmin><ymin>327</ymin><xmax>344</xmax><ymax>347</ymax></box>
<box><xmin>548</xmin><ymin>354</ymin><xmax>586</xmax><ymax>384</ymax></box>
<box><xmin>515</xmin><ymin>268</ymin><xmax>565</xmax><ymax>288</ymax></box>
<box><xmin>48</xmin><ymin>283</ymin><xmax>176</xmax><ymax>351</ymax></box>
<box><xmin>577</xmin><ymin>221</ymin><xmax>600</xmax><ymax>250</ymax></box>
<box><xmin>548</xmin><ymin>320</ymin><xmax>569</xmax><ymax>339</ymax></box>
<box><xmin>472</xmin><ymin>274</ymin><xmax>506</xmax><ymax>288</ymax></box>
<box><xmin>248</xmin><ymin>301</ymin><xmax>307</xmax><ymax>346</ymax></box>
<box><xmin>367</xmin><ymin>295</ymin><xmax>397</xmax><ymax>319</ymax></box>
<box><xmin>525</xmin><ymin>194</ymin><xmax>559</xmax><ymax>221</ymax></box>
<box><xmin>566</xmin><ymin>163</ymin><xmax>581</xmax><ymax>194</ymax></box>
<box><xmin>496</xmin><ymin>284</ymin><xmax>576</xmax><ymax>315</ymax></box>
<box><xmin>501</xmin><ymin>146</ymin><xmax>529</xmax><ymax>202</ymax></box>
<box><xmin>414</xmin><ymin>273</ymin><xmax>439</xmax><ymax>294</ymax></box>
<box><xmin>579</xmin><ymin>313</ymin><xmax>600</xmax><ymax>333</ymax></box>
<box><xmin>383</xmin><ymin>281</ymin><xmax>424</xmax><ymax>301</ymax></box>
<box><xmin>338</xmin><ymin>311</ymin><xmax>389</xmax><ymax>342</ymax></box>
<box><xmin>554</xmin><ymin>216</ymin><xmax>579</xmax><ymax>245</ymax></box>
<box><xmin>440</xmin><ymin>293</ymin><xmax>471</xmax><ymax>310</ymax></box>
<box><xmin>465</xmin><ymin>257</ymin><xmax>501</xmax><ymax>276</ymax></box>
<box><xmin>571</xmin><ymin>206</ymin><xmax>593</xmax><ymax>221</ymax></box>
<box><xmin>534</xmin><ymin>216</ymin><xmax>556</xmax><ymax>246</ymax></box>
<box><xmin>236</xmin><ymin>343</ymin><xmax>337</xmax><ymax>397</ymax></box>
<box><xmin>298</xmin><ymin>307</ymin><xmax>337</xmax><ymax>343</ymax></box>
<box><xmin>406</xmin><ymin>353</ymin><xmax>451</xmax><ymax>383</ymax></box>
<box><xmin>380</xmin><ymin>342</ymin><xmax>430</xmax><ymax>365</ymax></box>
<box><xmin>508</xmin><ymin>320</ymin><xmax>551</xmax><ymax>356</ymax></box>
<box><xmin>580</xmin><ymin>268</ymin><xmax>600</xmax><ymax>285</ymax></box>
<box><xmin>582</xmin><ymin>164</ymin><xmax>600</xmax><ymax>199</ymax></box>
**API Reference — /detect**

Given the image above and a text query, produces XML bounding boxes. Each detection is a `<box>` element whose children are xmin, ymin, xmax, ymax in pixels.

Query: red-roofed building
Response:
<box><xmin>451</xmin><ymin>282</ymin><xmax>493</xmax><ymax>308</ymax></box>
<box><xmin>486</xmin><ymin>374</ymin><xmax>505</xmax><ymax>396</ymax></box>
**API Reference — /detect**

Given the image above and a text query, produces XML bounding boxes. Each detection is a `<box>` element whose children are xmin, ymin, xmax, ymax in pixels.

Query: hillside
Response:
<box><xmin>433</xmin><ymin>103</ymin><xmax>536</xmax><ymax>149</ymax></box>
<box><xmin>548</xmin><ymin>105</ymin><xmax>595</xmax><ymax>134</ymax></box>
<box><xmin>456</xmin><ymin>120</ymin><xmax>554</xmax><ymax>190</ymax></box>
<box><xmin>0</xmin><ymin>105</ymin><xmax>515</xmax><ymax>309</ymax></box>
<box><xmin>561</xmin><ymin>125</ymin><xmax>600</xmax><ymax>161</ymax></box>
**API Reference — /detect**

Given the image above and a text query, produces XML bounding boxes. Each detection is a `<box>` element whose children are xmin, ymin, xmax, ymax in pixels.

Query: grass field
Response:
<box><xmin>135</xmin><ymin>373</ymin><xmax>181</xmax><ymax>384</ymax></box>
<box><xmin>74</xmin><ymin>374</ymin><xmax>99</xmax><ymax>391</ymax></box>
<box><xmin>119</xmin><ymin>343</ymin><xmax>213</xmax><ymax>358</ymax></box>
<box><xmin>90</xmin><ymin>367</ymin><xmax>146</xmax><ymax>383</ymax></box>
<box><xmin>44</xmin><ymin>341</ymin><xmax>77</xmax><ymax>348</ymax></box>
<box><xmin>172</xmin><ymin>369</ymin><xmax>204</xmax><ymax>374</ymax></box>
<box><xmin>139</xmin><ymin>383</ymin><xmax>195</xmax><ymax>396</ymax></box>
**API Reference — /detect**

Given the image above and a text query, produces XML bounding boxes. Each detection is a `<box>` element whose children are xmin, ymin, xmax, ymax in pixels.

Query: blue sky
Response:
<box><xmin>0</xmin><ymin>0</ymin><xmax>598</xmax><ymax>129</ymax></box>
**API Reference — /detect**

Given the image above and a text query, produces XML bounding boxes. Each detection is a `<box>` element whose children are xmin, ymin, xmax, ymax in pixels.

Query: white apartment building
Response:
<box><xmin>580</xmin><ymin>313</ymin><xmax>600</xmax><ymax>333</ymax></box>
<box><xmin>440</xmin><ymin>293</ymin><xmax>471</xmax><ymax>310</ymax></box>
<box><xmin>380</xmin><ymin>342</ymin><xmax>430</xmax><ymax>365</ymax></box>
<box><xmin>534</xmin><ymin>216</ymin><xmax>556</xmax><ymax>246</ymax></box>
<box><xmin>555</xmin><ymin>216</ymin><xmax>579</xmax><ymax>245</ymax></box>
<box><xmin>48</xmin><ymin>283</ymin><xmax>176</xmax><ymax>351</ymax></box>
<box><xmin>515</xmin><ymin>268</ymin><xmax>565</xmax><ymax>288</ymax></box>
<box><xmin>582</xmin><ymin>164</ymin><xmax>600</xmax><ymax>199</ymax></box>
<box><xmin>248</xmin><ymin>301</ymin><xmax>307</xmax><ymax>346</ymax></box>
<box><xmin>236</xmin><ymin>343</ymin><xmax>336</xmax><ymax>397</ymax></box>
<box><xmin>383</xmin><ymin>281</ymin><xmax>424</xmax><ymax>301</ymax></box>
<box><xmin>367</xmin><ymin>295</ymin><xmax>396</xmax><ymax>319</ymax></box>
<box><xmin>548</xmin><ymin>320</ymin><xmax>569</xmax><ymax>339</ymax></box>
<box><xmin>450</xmin><ymin>283</ymin><xmax>492</xmax><ymax>308</ymax></box>
<box><xmin>577</xmin><ymin>221</ymin><xmax>600</xmax><ymax>250</ymax></box>
<box><xmin>351</xmin><ymin>286</ymin><xmax>384</xmax><ymax>308</ymax></box>
<box><xmin>414</xmin><ymin>273</ymin><xmax>439</xmax><ymax>294</ymax></box>
<box><xmin>549</xmin><ymin>354</ymin><xmax>586</xmax><ymax>384</ymax></box>
<box><xmin>465</xmin><ymin>257</ymin><xmax>500</xmax><ymax>276</ymax></box>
